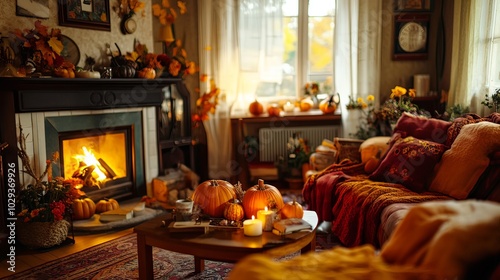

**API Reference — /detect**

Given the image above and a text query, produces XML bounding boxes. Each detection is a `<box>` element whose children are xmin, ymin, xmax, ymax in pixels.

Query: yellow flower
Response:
<box><xmin>367</xmin><ymin>95</ymin><xmax>375</xmax><ymax>102</ymax></box>
<box><xmin>357</xmin><ymin>97</ymin><xmax>364</xmax><ymax>104</ymax></box>
<box><xmin>390</xmin><ymin>86</ymin><xmax>407</xmax><ymax>98</ymax></box>
<box><xmin>408</xmin><ymin>88</ymin><xmax>416</xmax><ymax>98</ymax></box>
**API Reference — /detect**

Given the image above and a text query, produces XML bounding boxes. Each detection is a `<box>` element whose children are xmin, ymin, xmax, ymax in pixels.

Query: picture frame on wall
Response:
<box><xmin>394</xmin><ymin>0</ymin><xmax>432</xmax><ymax>12</ymax></box>
<box><xmin>58</xmin><ymin>0</ymin><xmax>111</xmax><ymax>31</ymax></box>
<box><xmin>16</xmin><ymin>0</ymin><xmax>49</xmax><ymax>19</ymax></box>
<box><xmin>392</xmin><ymin>13</ymin><xmax>430</xmax><ymax>60</ymax></box>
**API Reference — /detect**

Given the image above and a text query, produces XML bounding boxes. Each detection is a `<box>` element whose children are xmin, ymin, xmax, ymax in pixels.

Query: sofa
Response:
<box><xmin>228</xmin><ymin>199</ymin><xmax>500</xmax><ymax>280</ymax></box>
<box><xmin>302</xmin><ymin>112</ymin><xmax>500</xmax><ymax>249</ymax></box>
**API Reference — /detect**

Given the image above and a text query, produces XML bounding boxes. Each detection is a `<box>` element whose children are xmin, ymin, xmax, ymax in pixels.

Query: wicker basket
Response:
<box><xmin>17</xmin><ymin>219</ymin><xmax>70</xmax><ymax>249</ymax></box>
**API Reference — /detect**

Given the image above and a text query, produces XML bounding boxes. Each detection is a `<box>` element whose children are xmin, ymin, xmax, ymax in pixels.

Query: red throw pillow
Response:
<box><xmin>393</xmin><ymin>113</ymin><xmax>451</xmax><ymax>144</ymax></box>
<box><xmin>369</xmin><ymin>136</ymin><xmax>448</xmax><ymax>192</ymax></box>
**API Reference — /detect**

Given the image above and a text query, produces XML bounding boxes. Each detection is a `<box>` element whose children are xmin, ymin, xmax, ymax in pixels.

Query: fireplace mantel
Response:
<box><xmin>0</xmin><ymin>77</ymin><xmax>191</xmax><ymax>253</ymax></box>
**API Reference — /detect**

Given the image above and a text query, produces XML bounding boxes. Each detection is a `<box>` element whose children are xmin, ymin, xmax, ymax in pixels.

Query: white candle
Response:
<box><xmin>283</xmin><ymin>101</ymin><xmax>294</xmax><ymax>113</ymax></box>
<box><xmin>243</xmin><ymin>215</ymin><xmax>262</xmax><ymax>236</ymax></box>
<box><xmin>257</xmin><ymin>206</ymin><xmax>275</xmax><ymax>231</ymax></box>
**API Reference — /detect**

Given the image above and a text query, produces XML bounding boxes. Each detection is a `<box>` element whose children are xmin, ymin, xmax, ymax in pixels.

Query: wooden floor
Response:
<box><xmin>0</xmin><ymin>227</ymin><xmax>133</xmax><ymax>278</ymax></box>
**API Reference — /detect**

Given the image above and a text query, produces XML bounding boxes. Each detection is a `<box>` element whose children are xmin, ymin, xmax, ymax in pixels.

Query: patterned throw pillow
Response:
<box><xmin>369</xmin><ymin>136</ymin><xmax>448</xmax><ymax>192</ymax></box>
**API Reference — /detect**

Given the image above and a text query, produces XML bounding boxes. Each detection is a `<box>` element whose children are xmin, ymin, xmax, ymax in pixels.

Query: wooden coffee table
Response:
<box><xmin>134</xmin><ymin>210</ymin><xmax>318</xmax><ymax>279</ymax></box>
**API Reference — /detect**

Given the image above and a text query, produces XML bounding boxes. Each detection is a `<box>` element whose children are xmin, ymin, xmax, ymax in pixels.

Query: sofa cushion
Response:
<box><xmin>370</xmin><ymin>136</ymin><xmax>447</xmax><ymax>192</ymax></box>
<box><xmin>393</xmin><ymin>112</ymin><xmax>451</xmax><ymax>144</ymax></box>
<box><xmin>359</xmin><ymin>136</ymin><xmax>391</xmax><ymax>163</ymax></box>
<box><xmin>429</xmin><ymin>121</ymin><xmax>500</xmax><ymax>199</ymax></box>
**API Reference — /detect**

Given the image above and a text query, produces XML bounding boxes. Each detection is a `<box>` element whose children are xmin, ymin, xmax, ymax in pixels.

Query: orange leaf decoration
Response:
<box><xmin>48</xmin><ymin>37</ymin><xmax>63</xmax><ymax>55</ymax></box>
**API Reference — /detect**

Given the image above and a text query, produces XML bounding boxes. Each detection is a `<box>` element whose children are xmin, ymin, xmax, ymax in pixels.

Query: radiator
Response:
<box><xmin>259</xmin><ymin>126</ymin><xmax>341</xmax><ymax>162</ymax></box>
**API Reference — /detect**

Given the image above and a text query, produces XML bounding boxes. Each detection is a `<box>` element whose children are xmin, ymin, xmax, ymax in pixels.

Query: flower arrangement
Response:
<box><xmin>113</xmin><ymin>0</ymin><xmax>146</xmax><ymax>18</ymax></box>
<box><xmin>346</xmin><ymin>95</ymin><xmax>373</xmax><ymax>110</ymax></box>
<box><xmin>10</xmin><ymin>20</ymin><xmax>75</xmax><ymax>77</ymax></box>
<box><xmin>481</xmin><ymin>88</ymin><xmax>500</xmax><ymax>112</ymax></box>
<box><xmin>192</xmin><ymin>77</ymin><xmax>220</xmax><ymax>128</ymax></box>
<box><xmin>350</xmin><ymin>86</ymin><xmax>430</xmax><ymax>139</ymax></box>
<box><xmin>304</xmin><ymin>82</ymin><xmax>320</xmax><ymax>97</ymax></box>
<box><xmin>286</xmin><ymin>133</ymin><xmax>311</xmax><ymax>171</ymax></box>
<box><xmin>16</xmin><ymin>127</ymin><xmax>82</xmax><ymax>223</ymax></box>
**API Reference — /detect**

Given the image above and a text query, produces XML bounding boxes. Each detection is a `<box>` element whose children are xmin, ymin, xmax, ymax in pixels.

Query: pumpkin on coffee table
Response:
<box><xmin>242</xmin><ymin>179</ymin><xmax>284</xmax><ymax>219</ymax></box>
<box><xmin>224</xmin><ymin>198</ymin><xmax>245</xmax><ymax>221</ymax></box>
<box><xmin>280</xmin><ymin>198</ymin><xmax>304</xmax><ymax>219</ymax></box>
<box><xmin>191</xmin><ymin>179</ymin><xmax>236</xmax><ymax>218</ymax></box>
<box><xmin>95</xmin><ymin>198</ymin><xmax>119</xmax><ymax>214</ymax></box>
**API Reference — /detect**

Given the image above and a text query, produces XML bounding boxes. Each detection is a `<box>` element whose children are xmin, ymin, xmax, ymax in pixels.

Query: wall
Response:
<box><xmin>0</xmin><ymin>0</ymin><xmax>154</xmax><ymax>68</ymax></box>
<box><xmin>379</xmin><ymin>0</ymin><xmax>452</xmax><ymax>101</ymax></box>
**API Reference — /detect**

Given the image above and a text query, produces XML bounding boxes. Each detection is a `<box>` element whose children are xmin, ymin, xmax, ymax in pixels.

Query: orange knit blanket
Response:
<box><xmin>331</xmin><ymin>178</ymin><xmax>451</xmax><ymax>248</ymax></box>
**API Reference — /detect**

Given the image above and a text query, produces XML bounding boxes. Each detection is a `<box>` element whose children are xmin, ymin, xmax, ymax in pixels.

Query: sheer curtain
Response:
<box><xmin>198</xmin><ymin>0</ymin><xmax>284</xmax><ymax>179</ymax></box>
<box><xmin>449</xmin><ymin>0</ymin><xmax>496</xmax><ymax>115</ymax></box>
<box><xmin>198</xmin><ymin>0</ymin><xmax>240</xmax><ymax>179</ymax></box>
<box><xmin>334</xmin><ymin>0</ymin><xmax>382</xmax><ymax>137</ymax></box>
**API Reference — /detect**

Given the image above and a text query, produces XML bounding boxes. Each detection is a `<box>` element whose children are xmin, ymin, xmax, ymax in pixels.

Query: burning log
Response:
<box><xmin>98</xmin><ymin>158</ymin><xmax>117</xmax><ymax>179</ymax></box>
<box><xmin>72</xmin><ymin>164</ymin><xmax>99</xmax><ymax>188</ymax></box>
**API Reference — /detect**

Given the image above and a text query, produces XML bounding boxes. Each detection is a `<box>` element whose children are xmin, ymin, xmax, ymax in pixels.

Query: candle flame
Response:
<box><xmin>251</xmin><ymin>215</ymin><xmax>255</xmax><ymax>220</ymax></box>
<box><xmin>264</xmin><ymin>206</ymin><xmax>268</xmax><ymax>211</ymax></box>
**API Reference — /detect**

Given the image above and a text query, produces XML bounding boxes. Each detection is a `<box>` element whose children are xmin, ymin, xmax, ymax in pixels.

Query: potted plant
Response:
<box><xmin>16</xmin><ymin>126</ymin><xmax>82</xmax><ymax>249</ymax></box>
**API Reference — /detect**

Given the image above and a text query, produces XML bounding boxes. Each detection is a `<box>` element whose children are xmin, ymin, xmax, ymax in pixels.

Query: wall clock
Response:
<box><xmin>393</xmin><ymin>13</ymin><xmax>430</xmax><ymax>60</ymax></box>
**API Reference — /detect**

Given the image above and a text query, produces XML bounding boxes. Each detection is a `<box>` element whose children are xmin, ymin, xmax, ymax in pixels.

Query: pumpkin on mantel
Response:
<box><xmin>191</xmin><ymin>179</ymin><xmax>236</xmax><ymax>217</ymax></box>
<box><xmin>242</xmin><ymin>179</ymin><xmax>284</xmax><ymax>219</ymax></box>
<box><xmin>95</xmin><ymin>198</ymin><xmax>119</xmax><ymax>214</ymax></box>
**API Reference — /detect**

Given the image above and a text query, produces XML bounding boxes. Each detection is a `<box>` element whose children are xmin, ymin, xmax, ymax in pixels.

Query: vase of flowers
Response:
<box><xmin>16</xmin><ymin>126</ymin><xmax>82</xmax><ymax>249</ymax></box>
<box><xmin>281</xmin><ymin>133</ymin><xmax>311</xmax><ymax>178</ymax></box>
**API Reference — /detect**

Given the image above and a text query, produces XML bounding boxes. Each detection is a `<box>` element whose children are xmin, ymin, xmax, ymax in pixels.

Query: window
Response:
<box><xmin>487</xmin><ymin>0</ymin><xmax>500</xmax><ymax>92</ymax></box>
<box><xmin>238</xmin><ymin>0</ymin><xmax>336</xmax><ymax>101</ymax></box>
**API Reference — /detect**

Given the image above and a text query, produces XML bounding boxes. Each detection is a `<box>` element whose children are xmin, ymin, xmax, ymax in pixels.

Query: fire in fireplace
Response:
<box><xmin>45</xmin><ymin>112</ymin><xmax>145</xmax><ymax>201</ymax></box>
<box><xmin>60</xmin><ymin>128</ymin><xmax>131</xmax><ymax>193</ymax></box>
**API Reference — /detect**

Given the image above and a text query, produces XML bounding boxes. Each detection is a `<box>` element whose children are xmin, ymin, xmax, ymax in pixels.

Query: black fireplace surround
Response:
<box><xmin>0</xmin><ymin>77</ymin><xmax>191</xmax><ymax>253</ymax></box>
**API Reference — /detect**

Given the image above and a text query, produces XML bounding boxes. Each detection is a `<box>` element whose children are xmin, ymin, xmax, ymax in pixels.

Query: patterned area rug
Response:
<box><xmin>4</xmin><ymin>232</ymin><xmax>338</xmax><ymax>280</ymax></box>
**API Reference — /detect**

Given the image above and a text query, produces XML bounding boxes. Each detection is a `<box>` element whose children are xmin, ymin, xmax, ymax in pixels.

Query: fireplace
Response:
<box><xmin>44</xmin><ymin>112</ymin><xmax>144</xmax><ymax>201</ymax></box>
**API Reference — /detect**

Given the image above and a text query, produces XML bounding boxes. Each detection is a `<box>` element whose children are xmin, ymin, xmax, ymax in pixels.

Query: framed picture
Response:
<box><xmin>392</xmin><ymin>13</ymin><xmax>430</xmax><ymax>60</ymax></box>
<box><xmin>16</xmin><ymin>0</ymin><xmax>49</xmax><ymax>19</ymax></box>
<box><xmin>394</xmin><ymin>0</ymin><xmax>432</xmax><ymax>12</ymax></box>
<box><xmin>58</xmin><ymin>0</ymin><xmax>111</xmax><ymax>31</ymax></box>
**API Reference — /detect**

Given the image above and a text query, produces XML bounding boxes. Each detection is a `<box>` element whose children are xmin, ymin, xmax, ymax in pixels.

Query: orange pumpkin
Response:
<box><xmin>280</xmin><ymin>198</ymin><xmax>304</xmax><ymax>219</ymax></box>
<box><xmin>224</xmin><ymin>199</ymin><xmax>245</xmax><ymax>221</ymax></box>
<box><xmin>249</xmin><ymin>100</ymin><xmax>264</xmax><ymax>116</ymax></box>
<box><xmin>299</xmin><ymin>98</ymin><xmax>314</xmax><ymax>112</ymax></box>
<box><xmin>72</xmin><ymin>197</ymin><xmax>96</xmax><ymax>220</ymax></box>
<box><xmin>319</xmin><ymin>95</ymin><xmax>338</xmax><ymax>114</ymax></box>
<box><xmin>95</xmin><ymin>198</ymin><xmax>120</xmax><ymax>213</ymax></box>
<box><xmin>191</xmin><ymin>179</ymin><xmax>236</xmax><ymax>217</ymax></box>
<box><xmin>242</xmin><ymin>179</ymin><xmax>284</xmax><ymax>219</ymax></box>
<box><xmin>137</xmin><ymin>67</ymin><xmax>156</xmax><ymax>79</ymax></box>
<box><xmin>267</xmin><ymin>104</ymin><xmax>282</xmax><ymax>117</ymax></box>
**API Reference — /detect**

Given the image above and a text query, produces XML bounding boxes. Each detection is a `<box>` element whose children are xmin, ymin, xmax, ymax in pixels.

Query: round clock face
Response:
<box><xmin>398</xmin><ymin>22</ymin><xmax>427</xmax><ymax>52</ymax></box>
<box><xmin>124</xmin><ymin>18</ymin><xmax>137</xmax><ymax>34</ymax></box>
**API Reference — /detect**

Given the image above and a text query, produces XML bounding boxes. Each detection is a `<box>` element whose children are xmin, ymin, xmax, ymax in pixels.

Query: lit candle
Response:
<box><xmin>283</xmin><ymin>101</ymin><xmax>294</xmax><ymax>113</ymax></box>
<box><xmin>243</xmin><ymin>215</ymin><xmax>262</xmax><ymax>236</ymax></box>
<box><xmin>257</xmin><ymin>206</ymin><xmax>275</xmax><ymax>231</ymax></box>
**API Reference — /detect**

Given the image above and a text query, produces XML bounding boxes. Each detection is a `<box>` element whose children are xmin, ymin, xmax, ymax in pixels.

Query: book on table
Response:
<box><xmin>272</xmin><ymin>218</ymin><xmax>312</xmax><ymax>235</ymax></box>
<box><xmin>168</xmin><ymin>220</ymin><xmax>210</xmax><ymax>233</ymax></box>
<box><xmin>99</xmin><ymin>208</ymin><xmax>134</xmax><ymax>222</ymax></box>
